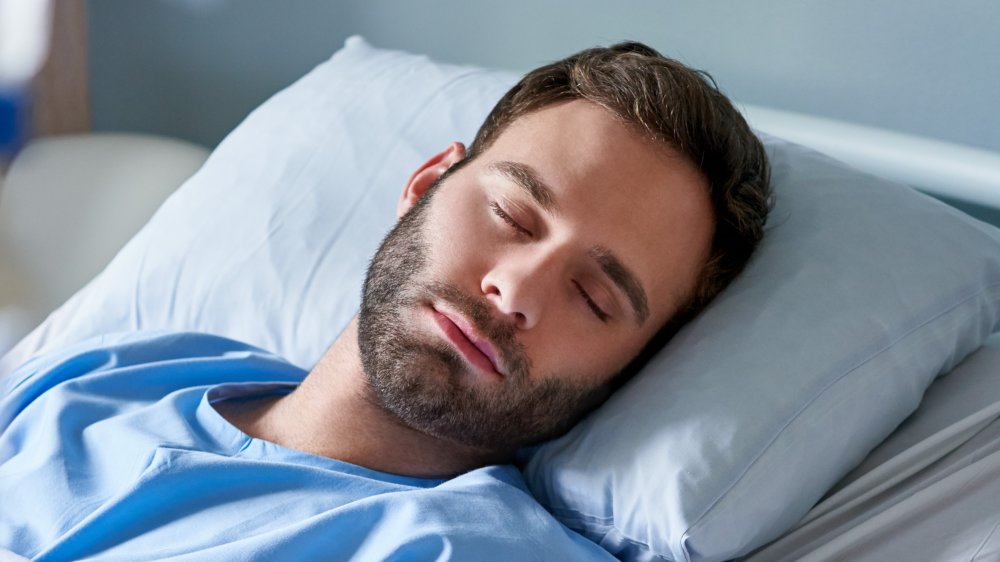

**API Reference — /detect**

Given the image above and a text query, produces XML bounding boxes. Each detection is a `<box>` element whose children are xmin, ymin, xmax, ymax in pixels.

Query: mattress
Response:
<box><xmin>741</xmin><ymin>344</ymin><xmax>1000</xmax><ymax>561</ymax></box>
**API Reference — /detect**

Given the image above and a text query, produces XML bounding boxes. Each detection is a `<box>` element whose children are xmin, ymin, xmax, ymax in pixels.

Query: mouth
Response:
<box><xmin>429</xmin><ymin>305</ymin><xmax>504</xmax><ymax>378</ymax></box>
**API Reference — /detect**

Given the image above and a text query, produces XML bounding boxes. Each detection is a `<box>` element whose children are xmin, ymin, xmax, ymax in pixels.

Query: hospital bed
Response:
<box><xmin>2</xmin><ymin>37</ymin><xmax>1000</xmax><ymax>562</ymax></box>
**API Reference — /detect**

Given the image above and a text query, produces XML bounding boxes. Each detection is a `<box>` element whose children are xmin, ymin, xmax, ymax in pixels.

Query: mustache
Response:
<box><xmin>421</xmin><ymin>281</ymin><xmax>532</xmax><ymax>380</ymax></box>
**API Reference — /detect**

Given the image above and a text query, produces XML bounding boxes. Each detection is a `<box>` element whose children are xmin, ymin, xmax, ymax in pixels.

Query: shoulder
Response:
<box><xmin>1</xmin><ymin>330</ymin><xmax>303</xmax><ymax>425</ymax></box>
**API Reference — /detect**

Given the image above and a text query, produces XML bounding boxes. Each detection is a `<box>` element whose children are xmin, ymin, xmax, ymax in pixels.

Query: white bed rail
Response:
<box><xmin>741</xmin><ymin>104</ymin><xmax>1000</xmax><ymax>210</ymax></box>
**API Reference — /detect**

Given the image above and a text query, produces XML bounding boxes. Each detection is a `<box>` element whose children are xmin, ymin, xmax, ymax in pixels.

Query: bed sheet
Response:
<box><xmin>740</xmin><ymin>344</ymin><xmax>1000</xmax><ymax>561</ymax></box>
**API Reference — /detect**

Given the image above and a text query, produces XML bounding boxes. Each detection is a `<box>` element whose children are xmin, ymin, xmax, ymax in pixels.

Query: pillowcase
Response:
<box><xmin>522</xmin><ymin>133</ymin><xmax>1000</xmax><ymax>561</ymax></box>
<box><xmin>4</xmin><ymin>36</ymin><xmax>1000</xmax><ymax>562</ymax></box>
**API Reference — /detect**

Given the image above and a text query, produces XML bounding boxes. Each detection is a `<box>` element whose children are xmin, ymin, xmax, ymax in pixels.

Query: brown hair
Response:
<box><xmin>467</xmin><ymin>41</ymin><xmax>772</xmax><ymax>377</ymax></box>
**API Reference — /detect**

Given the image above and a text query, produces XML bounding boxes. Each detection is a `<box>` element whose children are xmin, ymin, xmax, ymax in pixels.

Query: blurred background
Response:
<box><xmin>84</xmin><ymin>0</ymin><xmax>999</xmax><ymax>151</ymax></box>
<box><xmin>1</xmin><ymin>0</ymin><xmax>999</xmax><ymax>350</ymax></box>
<box><xmin>13</xmin><ymin>1</ymin><xmax>997</xmax><ymax>151</ymax></box>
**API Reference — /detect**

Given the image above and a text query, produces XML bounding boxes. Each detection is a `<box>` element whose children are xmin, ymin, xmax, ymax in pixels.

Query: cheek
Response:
<box><xmin>421</xmin><ymin>195</ymin><xmax>493</xmax><ymax>281</ymax></box>
<box><xmin>524</xmin><ymin>321</ymin><xmax>652</xmax><ymax>391</ymax></box>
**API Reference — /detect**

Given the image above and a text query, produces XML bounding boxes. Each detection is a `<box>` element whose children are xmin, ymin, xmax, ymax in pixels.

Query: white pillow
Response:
<box><xmin>4</xmin><ymin>36</ymin><xmax>999</xmax><ymax>562</ymax></box>
<box><xmin>0</xmin><ymin>36</ymin><xmax>517</xmax><ymax>374</ymax></box>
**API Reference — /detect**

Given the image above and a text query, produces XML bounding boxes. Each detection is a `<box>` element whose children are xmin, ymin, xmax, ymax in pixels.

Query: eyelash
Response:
<box><xmin>491</xmin><ymin>201</ymin><xmax>610</xmax><ymax>322</ymax></box>
<box><xmin>490</xmin><ymin>201</ymin><xmax>531</xmax><ymax>237</ymax></box>
<box><xmin>575</xmin><ymin>282</ymin><xmax>611</xmax><ymax>322</ymax></box>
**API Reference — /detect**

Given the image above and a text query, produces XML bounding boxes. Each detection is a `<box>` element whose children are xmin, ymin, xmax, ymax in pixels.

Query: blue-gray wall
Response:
<box><xmin>88</xmin><ymin>0</ymin><xmax>1000</xmax><ymax>154</ymax></box>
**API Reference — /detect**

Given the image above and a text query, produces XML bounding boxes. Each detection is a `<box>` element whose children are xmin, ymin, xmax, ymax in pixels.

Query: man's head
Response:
<box><xmin>357</xmin><ymin>41</ymin><xmax>771</xmax><ymax>453</ymax></box>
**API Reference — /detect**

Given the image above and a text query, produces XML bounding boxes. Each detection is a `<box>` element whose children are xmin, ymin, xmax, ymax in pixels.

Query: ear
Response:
<box><xmin>397</xmin><ymin>141</ymin><xmax>467</xmax><ymax>217</ymax></box>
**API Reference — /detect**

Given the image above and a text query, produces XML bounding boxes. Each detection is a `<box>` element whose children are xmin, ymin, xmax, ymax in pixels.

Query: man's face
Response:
<box><xmin>358</xmin><ymin>100</ymin><xmax>713</xmax><ymax>452</ymax></box>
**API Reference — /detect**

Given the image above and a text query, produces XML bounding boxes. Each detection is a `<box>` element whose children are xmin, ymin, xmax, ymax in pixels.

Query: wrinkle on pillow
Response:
<box><xmin>4</xmin><ymin>36</ymin><xmax>1000</xmax><ymax>562</ymax></box>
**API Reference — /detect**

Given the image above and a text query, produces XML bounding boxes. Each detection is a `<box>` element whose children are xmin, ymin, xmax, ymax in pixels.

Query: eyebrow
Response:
<box><xmin>589</xmin><ymin>246</ymin><xmax>650</xmax><ymax>326</ymax></box>
<box><xmin>487</xmin><ymin>160</ymin><xmax>557</xmax><ymax>213</ymax></box>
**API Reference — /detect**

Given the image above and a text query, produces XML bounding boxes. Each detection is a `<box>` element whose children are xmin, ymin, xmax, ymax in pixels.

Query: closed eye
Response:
<box><xmin>574</xmin><ymin>282</ymin><xmax>610</xmax><ymax>322</ymax></box>
<box><xmin>491</xmin><ymin>200</ymin><xmax>609</xmax><ymax>322</ymax></box>
<box><xmin>490</xmin><ymin>201</ymin><xmax>532</xmax><ymax>237</ymax></box>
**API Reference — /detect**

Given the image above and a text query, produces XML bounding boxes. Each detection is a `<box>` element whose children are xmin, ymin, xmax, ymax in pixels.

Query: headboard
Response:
<box><xmin>742</xmin><ymin>104</ymin><xmax>1000</xmax><ymax>212</ymax></box>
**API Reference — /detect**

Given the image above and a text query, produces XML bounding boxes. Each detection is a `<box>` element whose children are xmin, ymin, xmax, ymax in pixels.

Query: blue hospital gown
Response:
<box><xmin>0</xmin><ymin>331</ymin><xmax>615</xmax><ymax>561</ymax></box>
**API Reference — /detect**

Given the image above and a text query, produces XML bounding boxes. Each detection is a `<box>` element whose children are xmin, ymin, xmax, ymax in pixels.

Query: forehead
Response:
<box><xmin>470</xmin><ymin>100</ymin><xmax>715</xmax><ymax>324</ymax></box>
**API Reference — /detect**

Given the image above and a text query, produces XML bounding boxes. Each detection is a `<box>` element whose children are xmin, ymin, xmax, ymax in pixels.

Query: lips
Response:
<box><xmin>430</xmin><ymin>306</ymin><xmax>504</xmax><ymax>377</ymax></box>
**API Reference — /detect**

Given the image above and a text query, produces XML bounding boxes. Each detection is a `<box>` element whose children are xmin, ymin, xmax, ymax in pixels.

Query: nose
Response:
<box><xmin>481</xmin><ymin>250</ymin><xmax>559</xmax><ymax>330</ymax></box>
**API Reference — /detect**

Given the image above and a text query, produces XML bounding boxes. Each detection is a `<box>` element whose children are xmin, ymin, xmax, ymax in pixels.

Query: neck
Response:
<box><xmin>215</xmin><ymin>316</ymin><xmax>510</xmax><ymax>478</ymax></box>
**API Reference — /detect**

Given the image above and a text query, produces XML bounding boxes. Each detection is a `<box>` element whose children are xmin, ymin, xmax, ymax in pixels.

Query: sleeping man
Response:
<box><xmin>0</xmin><ymin>42</ymin><xmax>770</xmax><ymax>560</ymax></box>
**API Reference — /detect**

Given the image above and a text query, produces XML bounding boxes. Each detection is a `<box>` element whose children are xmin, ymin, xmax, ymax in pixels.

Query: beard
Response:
<box><xmin>357</xmin><ymin>180</ymin><xmax>610</xmax><ymax>452</ymax></box>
